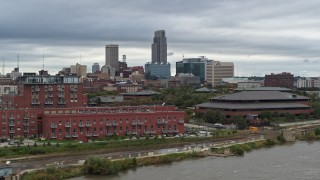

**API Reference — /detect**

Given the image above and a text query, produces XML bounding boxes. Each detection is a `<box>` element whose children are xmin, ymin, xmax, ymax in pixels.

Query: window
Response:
<box><xmin>59</xmin><ymin>121</ymin><xmax>62</xmax><ymax>125</ymax></box>
<box><xmin>59</xmin><ymin>129</ymin><xmax>62</xmax><ymax>135</ymax></box>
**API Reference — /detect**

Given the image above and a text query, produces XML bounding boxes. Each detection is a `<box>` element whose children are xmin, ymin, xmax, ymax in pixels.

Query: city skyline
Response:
<box><xmin>1</xmin><ymin>0</ymin><xmax>320</xmax><ymax>76</ymax></box>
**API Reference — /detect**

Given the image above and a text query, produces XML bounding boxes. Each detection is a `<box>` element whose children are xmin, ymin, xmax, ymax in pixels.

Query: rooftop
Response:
<box><xmin>195</xmin><ymin>87</ymin><xmax>217</xmax><ymax>93</ymax></box>
<box><xmin>234</xmin><ymin>87</ymin><xmax>293</xmax><ymax>92</ymax></box>
<box><xmin>121</xmin><ymin>90</ymin><xmax>161</xmax><ymax>96</ymax></box>
<box><xmin>196</xmin><ymin>102</ymin><xmax>311</xmax><ymax>110</ymax></box>
<box><xmin>210</xmin><ymin>91</ymin><xmax>309</xmax><ymax>101</ymax></box>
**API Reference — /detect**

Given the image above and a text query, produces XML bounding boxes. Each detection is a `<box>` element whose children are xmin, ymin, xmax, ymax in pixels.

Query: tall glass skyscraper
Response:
<box><xmin>152</xmin><ymin>30</ymin><xmax>167</xmax><ymax>63</ymax></box>
<box><xmin>105</xmin><ymin>44</ymin><xmax>119</xmax><ymax>71</ymax></box>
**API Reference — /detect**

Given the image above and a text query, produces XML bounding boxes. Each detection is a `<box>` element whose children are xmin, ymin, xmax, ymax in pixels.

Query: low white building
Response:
<box><xmin>237</xmin><ymin>81</ymin><xmax>261</xmax><ymax>89</ymax></box>
<box><xmin>296</xmin><ymin>78</ymin><xmax>313</xmax><ymax>88</ymax></box>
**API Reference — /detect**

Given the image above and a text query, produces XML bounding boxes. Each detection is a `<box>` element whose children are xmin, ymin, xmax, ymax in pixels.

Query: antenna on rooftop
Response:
<box><xmin>17</xmin><ymin>54</ymin><xmax>19</xmax><ymax>68</ymax></box>
<box><xmin>42</xmin><ymin>49</ymin><xmax>45</xmax><ymax>70</ymax></box>
<box><xmin>2</xmin><ymin>58</ymin><xmax>4</xmax><ymax>76</ymax></box>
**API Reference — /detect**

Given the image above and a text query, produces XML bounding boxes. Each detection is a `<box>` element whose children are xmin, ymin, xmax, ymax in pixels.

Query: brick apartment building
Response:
<box><xmin>264</xmin><ymin>72</ymin><xmax>294</xmax><ymax>89</ymax></box>
<box><xmin>0</xmin><ymin>73</ymin><xmax>184</xmax><ymax>141</ymax></box>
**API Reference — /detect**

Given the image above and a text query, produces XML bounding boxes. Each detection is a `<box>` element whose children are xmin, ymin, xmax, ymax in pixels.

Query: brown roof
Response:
<box><xmin>196</xmin><ymin>102</ymin><xmax>311</xmax><ymax>110</ymax></box>
<box><xmin>210</xmin><ymin>91</ymin><xmax>309</xmax><ymax>101</ymax></box>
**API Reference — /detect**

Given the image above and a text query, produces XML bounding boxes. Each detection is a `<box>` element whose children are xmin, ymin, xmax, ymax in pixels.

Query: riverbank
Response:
<box><xmin>21</xmin><ymin>151</ymin><xmax>207</xmax><ymax>180</ymax></box>
<box><xmin>20</xmin><ymin>137</ymin><xmax>275</xmax><ymax>180</ymax></box>
<box><xmin>18</xmin><ymin>126</ymin><xmax>320</xmax><ymax>180</ymax></box>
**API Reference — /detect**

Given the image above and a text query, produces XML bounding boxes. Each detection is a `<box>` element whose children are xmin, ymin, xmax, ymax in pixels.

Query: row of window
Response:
<box><xmin>51</xmin><ymin>117</ymin><xmax>182</xmax><ymax>126</ymax></box>
<box><xmin>51</xmin><ymin>125</ymin><xmax>179</xmax><ymax>134</ymax></box>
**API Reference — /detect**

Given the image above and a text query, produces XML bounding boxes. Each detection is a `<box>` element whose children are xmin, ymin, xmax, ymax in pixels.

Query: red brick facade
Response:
<box><xmin>0</xmin><ymin>106</ymin><xmax>184</xmax><ymax>141</ymax></box>
<box><xmin>264</xmin><ymin>72</ymin><xmax>294</xmax><ymax>89</ymax></box>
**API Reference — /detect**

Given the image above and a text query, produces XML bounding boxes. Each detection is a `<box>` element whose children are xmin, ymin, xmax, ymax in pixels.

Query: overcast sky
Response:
<box><xmin>1</xmin><ymin>0</ymin><xmax>320</xmax><ymax>77</ymax></box>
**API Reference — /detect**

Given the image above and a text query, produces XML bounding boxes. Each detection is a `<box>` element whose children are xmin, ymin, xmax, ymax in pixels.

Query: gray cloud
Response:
<box><xmin>1</xmin><ymin>0</ymin><xmax>320</xmax><ymax>76</ymax></box>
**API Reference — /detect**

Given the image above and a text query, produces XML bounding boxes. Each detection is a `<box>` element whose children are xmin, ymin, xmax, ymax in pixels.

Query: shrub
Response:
<box><xmin>230</xmin><ymin>145</ymin><xmax>244</xmax><ymax>156</ymax></box>
<box><xmin>264</xmin><ymin>139</ymin><xmax>276</xmax><ymax>146</ymax></box>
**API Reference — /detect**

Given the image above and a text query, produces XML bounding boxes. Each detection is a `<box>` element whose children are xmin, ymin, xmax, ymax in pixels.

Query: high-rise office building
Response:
<box><xmin>105</xmin><ymin>44</ymin><xmax>119</xmax><ymax>71</ymax></box>
<box><xmin>176</xmin><ymin>56</ymin><xmax>210</xmax><ymax>83</ymax></box>
<box><xmin>206</xmin><ymin>61</ymin><xmax>234</xmax><ymax>86</ymax></box>
<box><xmin>70</xmin><ymin>63</ymin><xmax>87</xmax><ymax>77</ymax></box>
<box><xmin>92</xmin><ymin>63</ymin><xmax>100</xmax><ymax>73</ymax></box>
<box><xmin>152</xmin><ymin>30</ymin><xmax>167</xmax><ymax>63</ymax></box>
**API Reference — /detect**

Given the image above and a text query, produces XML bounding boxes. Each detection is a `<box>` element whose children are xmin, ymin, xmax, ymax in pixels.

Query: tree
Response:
<box><xmin>314</xmin><ymin>108</ymin><xmax>320</xmax><ymax>118</ymax></box>
<box><xmin>232</xmin><ymin>116</ymin><xmax>248</xmax><ymax>130</ymax></box>
<box><xmin>260</xmin><ymin>111</ymin><xmax>272</xmax><ymax>120</ymax></box>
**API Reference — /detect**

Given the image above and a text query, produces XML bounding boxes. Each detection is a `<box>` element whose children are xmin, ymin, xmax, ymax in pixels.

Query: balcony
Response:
<box><xmin>137</xmin><ymin>121</ymin><xmax>144</xmax><ymax>125</ymax></box>
<box><xmin>51</xmin><ymin>124</ymin><xmax>57</xmax><ymax>128</ymax></box>
<box><xmin>23</xmin><ymin>116</ymin><xmax>29</xmax><ymax>120</ymax></box>
<box><xmin>58</xmin><ymin>94</ymin><xmax>65</xmax><ymax>98</ymax></box>
<box><xmin>45</xmin><ymin>101</ymin><xmax>53</xmax><ymax>105</ymax></box>
<box><xmin>51</xmin><ymin>134</ymin><xmax>57</xmax><ymax>139</ymax></box>
<box><xmin>106</xmin><ymin>122</ymin><xmax>112</xmax><ymax>127</ymax></box>
<box><xmin>85</xmin><ymin>123</ymin><xmax>92</xmax><ymax>127</ymax></box>
<box><xmin>23</xmin><ymin>123</ymin><xmax>29</xmax><ymax>126</ymax></box>
<box><xmin>9</xmin><ymin>129</ymin><xmax>15</xmax><ymax>134</ymax></box>
<box><xmin>35</xmin><ymin>87</ymin><xmax>40</xmax><ymax>92</ymax></box>
<box><xmin>32</xmin><ymin>101</ymin><xmax>40</xmax><ymax>105</ymax></box>
<box><xmin>9</xmin><ymin>122</ymin><xmax>15</xmax><ymax>126</ymax></box>
<box><xmin>131</xmin><ymin>121</ymin><xmax>137</xmax><ymax>126</ymax></box>
<box><xmin>173</xmin><ymin>129</ymin><xmax>179</xmax><ymax>133</ymax></box>
<box><xmin>162</xmin><ymin>130</ymin><xmax>168</xmax><ymax>134</ymax></box>
<box><xmin>157</xmin><ymin>120</ymin><xmax>168</xmax><ymax>125</ymax></box>
<box><xmin>112</xmin><ymin>122</ymin><xmax>118</xmax><ymax>126</ymax></box>
<box><xmin>131</xmin><ymin>131</ymin><xmax>137</xmax><ymax>135</ymax></box>
<box><xmin>106</xmin><ymin>132</ymin><xmax>113</xmax><ymax>136</ymax></box>
<box><xmin>65</xmin><ymin>123</ymin><xmax>71</xmax><ymax>128</ymax></box>
<box><xmin>65</xmin><ymin>133</ymin><xmax>71</xmax><ymax>138</ymax></box>
<box><xmin>48</xmin><ymin>87</ymin><xmax>53</xmax><ymax>91</ymax></box>
<box><xmin>48</xmin><ymin>94</ymin><xmax>53</xmax><ymax>98</ymax></box>
<box><xmin>9</xmin><ymin>116</ymin><xmax>14</xmax><ymax>120</ymax></box>
<box><xmin>92</xmin><ymin>132</ymin><xmax>99</xmax><ymax>137</ymax></box>
<box><xmin>144</xmin><ymin>131</ymin><xmax>150</xmax><ymax>134</ymax></box>
<box><xmin>178</xmin><ymin>119</ymin><xmax>184</xmax><ymax>124</ymax></box>
<box><xmin>57</xmin><ymin>101</ymin><xmax>66</xmax><ymax>105</ymax></box>
<box><xmin>24</xmin><ymin>129</ymin><xmax>29</xmax><ymax>133</ymax></box>
<box><xmin>150</xmin><ymin>130</ymin><xmax>156</xmax><ymax>134</ymax></box>
<box><xmin>86</xmin><ymin>132</ymin><xmax>92</xmax><ymax>137</ymax></box>
<box><xmin>72</xmin><ymin>132</ymin><xmax>78</xmax><ymax>137</ymax></box>
<box><xmin>70</xmin><ymin>88</ymin><xmax>77</xmax><ymax>92</ymax></box>
<box><xmin>79</xmin><ymin>123</ymin><xmax>85</xmax><ymax>127</ymax></box>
